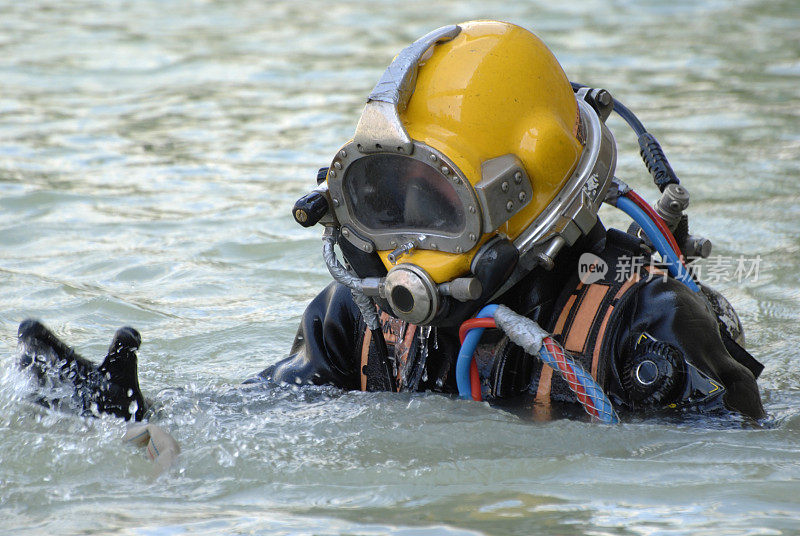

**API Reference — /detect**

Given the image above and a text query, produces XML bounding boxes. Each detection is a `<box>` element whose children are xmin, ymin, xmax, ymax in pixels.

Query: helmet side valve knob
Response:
<box><xmin>293</xmin><ymin>167</ymin><xmax>334</xmax><ymax>228</ymax></box>
<box><xmin>439</xmin><ymin>278</ymin><xmax>482</xmax><ymax>302</ymax></box>
<box><xmin>683</xmin><ymin>234</ymin><xmax>713</xmax><ymax>259</ymax></box>
<box><xmin>653</xmin><ymin>184</ymin><xmax>712</xmax><ymax>258</ymax></box>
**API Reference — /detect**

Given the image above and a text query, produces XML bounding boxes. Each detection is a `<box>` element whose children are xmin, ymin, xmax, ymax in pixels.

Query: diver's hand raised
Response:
<box><xmin>17</xmin><ymin>319</ymin><xmax>149</xmax><ymax>421</ymax></box>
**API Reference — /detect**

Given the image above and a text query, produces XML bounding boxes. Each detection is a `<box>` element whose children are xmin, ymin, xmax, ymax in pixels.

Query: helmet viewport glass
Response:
<box><xmin>343</xmin><ymin>154</ymin><xmax>466</xmax><ymax>235</ymax></box>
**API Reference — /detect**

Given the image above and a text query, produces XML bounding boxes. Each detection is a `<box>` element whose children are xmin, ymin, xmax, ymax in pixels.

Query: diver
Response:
<box><xmin>16</xmin><ymin>21</ymin><xmax>765</xmax><ymax>425</ymax></box>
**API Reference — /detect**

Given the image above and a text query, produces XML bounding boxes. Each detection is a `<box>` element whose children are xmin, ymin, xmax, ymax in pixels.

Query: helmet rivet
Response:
<box><xmin>340</xmin><ymin>150</ymin><xmax>347</xmax><ymax>158</ymax></box>
<box><xmin>332</xmin><ymin>198</ymin><xmax>340</xmax><ymax>207</ymax></box>
<box><xmin>518</xmin><ymin>192</ymin><xmax>526</xmax><ymax>202</ymax></box>
<box><xmin>329</xmin><ymin>170</ymin><xmax>336</xmax><ymax>178</ymax></box>
<box><xmin>514</xmin><ymin>171</ymin><xmax>523</xmax><ymax>184</ymax></box>
<box><xmin>469</xmin><ymin>206</ymin><xmax>476</xmax><ymax>214</ymax></box>
<box><xmin>362</xmin><ymin>244</ymin><xmax>372</xmax><ymax>252</ymax></box>
<box><xmin>501</xmin><ymin>181</ymin><xmax>509</xmax><ymax>193</ymax></box>
<box><xmin>469</xmin><ymin>233</ymin><xmax>476</xmax><ymax>241</ymax></box>
<box><xmin>431</xmin><ymin>243</ymin><xmax>438</xmax><ymax>250</ymax></box>
<box><xmin>453</xmin><ymin>177</ymin><xmax>462</xmax><ymax>185</ymax></box>
<box><xmin>341</xmin><ymin>228</ymin><xmax>350</xmax><ymax>237</ymax></box>
<box><xmin>333</xmin><ymin>161</ymin><xmax>342</xmax><ymax>170</ymax></box>
<box><xmin>441</xmin><ymin>166</ymin><xmax>449</xmax><ymax>175</ymax></box>
<box><xmin>506</xmin><ymin>201</ymin><xmax>514</xmax><ymax>212</ymax></box>
<box><xmin>429</xmin><ymin>154</ymin><xmax>438</xmax><ymax>162</ymax></box>
<box><xmin>456</xmin><ymin>246</ymin><xmax>463</xmax><ymax>254</ymax></box>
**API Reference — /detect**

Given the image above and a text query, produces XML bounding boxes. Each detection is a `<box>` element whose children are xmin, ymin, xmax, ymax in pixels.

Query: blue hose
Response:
<box><xmin>615</xmin><ymin>196</ymin><xmax>700</xmax><ymax>292</ymax></box>
<box><xmin>455</xmin><ymin>304</ymin><xmax>498</xmax><ymax>398</ymax></box>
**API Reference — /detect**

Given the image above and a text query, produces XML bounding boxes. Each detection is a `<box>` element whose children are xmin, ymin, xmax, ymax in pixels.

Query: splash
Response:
<box><xmin>406</xmin><ymin>325</ymin><xmax>432</xmax><ymax>391</ymax></box>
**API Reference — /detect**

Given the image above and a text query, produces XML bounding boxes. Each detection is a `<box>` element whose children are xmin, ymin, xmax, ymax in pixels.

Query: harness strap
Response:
<box><xmin>359</xmin><ymin>329</ymin><xmax>372</xmax><ymax>391</ymax></box>
<box><xmin>537</xmin><ymin>268</ymin><xmax>656</xmax><ymax>405</ymax></box>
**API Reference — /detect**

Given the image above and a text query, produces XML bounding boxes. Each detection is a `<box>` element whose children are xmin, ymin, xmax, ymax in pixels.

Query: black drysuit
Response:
<box><xmin>252</xmin><ymin>224</ymin><xmax>764</xmax><ymax>420</ymax></box>
<box><xmin>17</xmin><ymin>224</ymin><xmax>764</xmax><ymax>421</ymax></box>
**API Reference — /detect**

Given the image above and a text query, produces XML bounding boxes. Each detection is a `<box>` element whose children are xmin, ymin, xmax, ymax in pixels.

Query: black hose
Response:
<box><xmin>571</xmin><ymin>81</ymin><xmax>679</xmax><ymax>192</ymax></box>
<box><xmin>611</xmin><ymin>99</ymin><xmax>647</xmax><ymax>137</ymax></box>
<box><xmin>571</xmin><ymin>81</ymin><xmax>646</xmax><ymax>136</ymax></box>
<box><xmin>637</xmin><ymin>132</ymin><xmax>680</xmax><ymax>192</ymax></box>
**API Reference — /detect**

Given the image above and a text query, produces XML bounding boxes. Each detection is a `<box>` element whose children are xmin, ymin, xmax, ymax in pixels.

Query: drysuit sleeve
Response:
<box><xmin>609</xmin><ymin>276</ymin><xmax>765</xmax><ymax>419</ymax></box>
<box><xmin>249</xmin><ymin>282</ymin><xmax>365</xmax><ymax>390</ymax></box>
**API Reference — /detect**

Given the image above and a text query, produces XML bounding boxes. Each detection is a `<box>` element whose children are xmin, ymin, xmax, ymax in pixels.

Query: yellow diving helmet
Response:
<box><xmin>296</xmin><ymin>21</ymin><xmax>617</xmax><ymax>326</ymax></box>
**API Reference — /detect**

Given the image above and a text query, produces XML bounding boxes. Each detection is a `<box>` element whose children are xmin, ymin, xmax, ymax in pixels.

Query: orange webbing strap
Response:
<box><xmin>534</xmin><ymin>364</ymin><xmax>553</xmax><ymax>406</ymax></box>
<box><xmin>359</xmin><ymin>329</ymin><xmax>372</xmax><ymax>391</ymax></box>
<box><xmin>359</xmin><ymin>312</ymin><xmax>417</xmax><ymax>392</ymax></box>
<box><xmin>564</xmin><ymin>284</ymin><xmax>610</xmax><ymax>354</ymax></box>
<box><xmin>536</xmin><ymin>271</ymin><xmax>644</xmax><ymax>407</ymax></box>
<box><xmin>591</xmin><ymin>272</ymin><xmax>641</xmax><ymax>377</ymax></box>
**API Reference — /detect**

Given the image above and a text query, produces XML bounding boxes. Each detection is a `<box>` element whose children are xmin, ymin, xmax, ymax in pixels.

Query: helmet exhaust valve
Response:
<box><xmin>384</xmin><ymin>264</ymin><xmax>440</xmax><ymax>325</ymax></box>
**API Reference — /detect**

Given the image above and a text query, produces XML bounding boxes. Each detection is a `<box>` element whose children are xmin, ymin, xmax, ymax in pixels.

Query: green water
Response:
<box><xmin>1</xmin><ymin>1</ymin><xmax>799</xmax><ymax>534</ymax></box>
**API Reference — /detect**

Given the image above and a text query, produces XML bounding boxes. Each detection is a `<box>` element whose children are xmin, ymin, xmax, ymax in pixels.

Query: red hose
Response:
<box><xmin>459</xmin><ymin>318</ymin><xmax>497</xmax><ymax>344</ymax></box>
<box><xmin>459</xmin><ymin>320</ymin><xmax>606</xmax><ymax>416</ymax></box>
<box><xmin>469</xmin><ymin>361</ymin><xmax>482</xmax><ymax>401</ymax></box>
<box><xmin>624</xmin><ymin>190</ymin><xmax>686</xmax><ymax>268</ymax></box>
<box><xmin>459</xmin><ymin>317</ymin><xmax>498</xmax><ymax>402</ymax></box>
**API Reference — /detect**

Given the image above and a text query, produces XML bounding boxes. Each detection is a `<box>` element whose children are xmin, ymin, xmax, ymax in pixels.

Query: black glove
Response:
<box><xmin>17</xmin><ymin>319</ymin><xmax>149</xmax><ymax>421</ymax></box>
